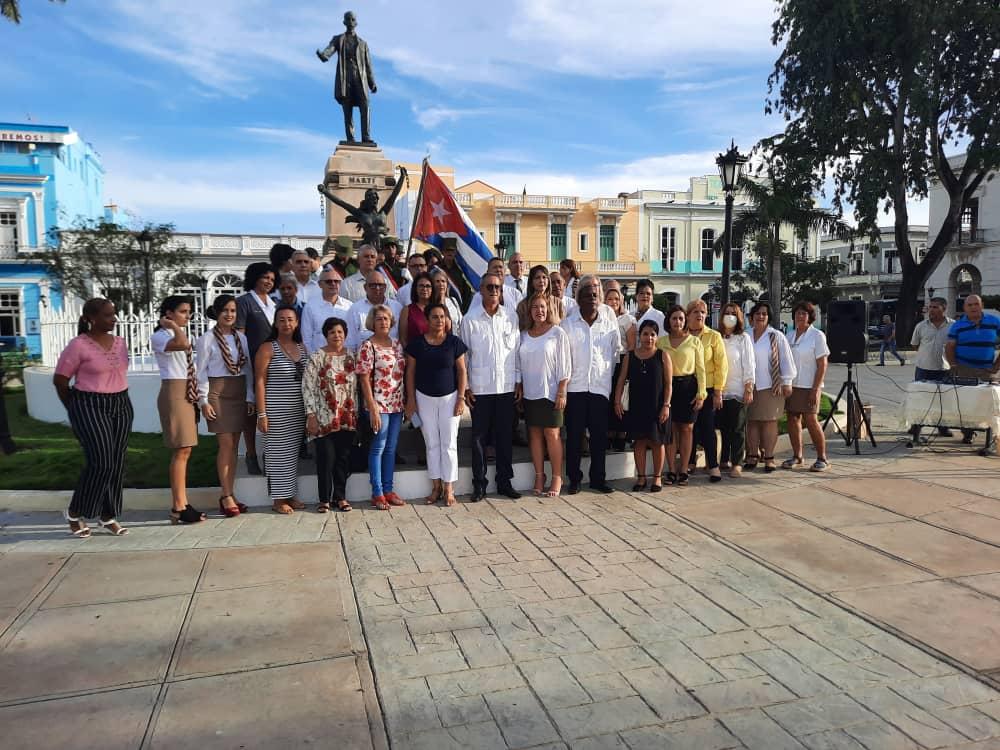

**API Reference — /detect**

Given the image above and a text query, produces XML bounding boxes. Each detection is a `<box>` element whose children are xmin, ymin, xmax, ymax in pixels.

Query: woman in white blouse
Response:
<box><xmin>717</xmin><ymin>303</ymin><xmax>755</xmax><ymax>478</ymax></box>
<box><xmin>151</xmin><ymin>295</ymin><xmax>207</xmax><ymax>524</ymax></box>
<box><xmin>746</xmin><ymin>301</ymin><xmax>796</xmax><ymax>473</ymax></box>
<box><xmin>516</xmin><ymin>293</ymin><xmax>571</xmax><ymax>497</ymax></box>
<box><xmin>783</xmin><ymin>301</ymin><xmax>831</xmax><ymax>472</ymax></box>
<box><xmin>196</xmin><ymin>294</ymin><xmax>255</xmax><ymax>517</ymax></box>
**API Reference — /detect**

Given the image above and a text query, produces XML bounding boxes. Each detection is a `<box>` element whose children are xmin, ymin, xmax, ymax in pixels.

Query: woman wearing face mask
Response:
<box><xmin>717</xmin><ymin>303</ymin><xmax>755</xmax><ymax>477</ymax></box>
<box><xmin>196</xmin><ymin>294</ymin><xmax>254</xmax><ymax>517</ymax></box>
<box><xmin>152</xmin><ymin>295</ymin><xmax>207</xmax><ymax>525</ymax></box>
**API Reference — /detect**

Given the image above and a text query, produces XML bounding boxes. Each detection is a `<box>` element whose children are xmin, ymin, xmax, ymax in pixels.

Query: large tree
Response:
<box><xmin>36</xmin><ymin>220</ymin><xmax>200</xmax><ymax>312</ymax></box>
<box><xmin>722</xmin><ymin>242</ymin><xmax>846</xmax><ymax>312</ymax></box>
<box><xmin>1</xmin><ymin>0</ymin><xmax>65</xmax><ymax>24</ymax></box>
<box><xmin>767</xmin><ymin>0</ymin><xmax>1000</xmax><ymax>340</ymax></box>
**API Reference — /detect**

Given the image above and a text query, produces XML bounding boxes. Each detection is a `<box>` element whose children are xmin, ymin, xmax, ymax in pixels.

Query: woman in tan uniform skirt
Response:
<box><xmin>197</xmin><ymin>294</ymin><xmax>255</xmax><ymax>517</ymax></box>
<box><xmin>151</xmin><ymin>295</ymin><xmax>207</xmax><ymax>524</ymax></box>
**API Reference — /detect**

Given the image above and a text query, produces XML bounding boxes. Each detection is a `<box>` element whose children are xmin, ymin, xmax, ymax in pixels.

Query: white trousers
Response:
<box><xmin>416</xmin><ymin>390</ymin><xmax>460</xmax><ymax>482</ymax></box>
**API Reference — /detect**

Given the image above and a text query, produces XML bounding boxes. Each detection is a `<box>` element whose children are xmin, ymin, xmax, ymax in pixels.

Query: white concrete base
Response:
<box><xmin>24</xmin><ymin>366</ymin><xmax>213</xmax><ymax>435</ymax></box>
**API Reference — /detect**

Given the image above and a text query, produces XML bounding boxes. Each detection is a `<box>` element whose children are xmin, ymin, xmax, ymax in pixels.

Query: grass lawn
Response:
<box><xmin>779</xmin><ymin>393</ymin><xmax>835</xmax><ymax>434</ymax></box>
<box><xmin>0</xmin><ymin>388</ymin><xmax>220</xmax><ymax>491</ymax></box>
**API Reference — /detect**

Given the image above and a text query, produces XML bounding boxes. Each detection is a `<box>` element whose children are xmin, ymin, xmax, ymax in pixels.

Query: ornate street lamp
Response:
<box><xmin>136</xmin><ymin>229</ymin><xmax>154</xmax><ymax>311</ymax></box>
<box><xmin>716</xmin><ymin>141</ymin><xmax>748</xmax><ymax>307</ymax></box>
<box><xmin>494</xmin><ymin>236</ymin><xmax>508</xmax><ymax>260</ymax></box>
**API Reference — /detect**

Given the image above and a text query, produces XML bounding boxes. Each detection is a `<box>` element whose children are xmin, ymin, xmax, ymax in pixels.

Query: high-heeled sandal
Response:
<box><xmin>65</xmin><ymin>511</ymin><xmax>91</xmax><ymax>538</ymax></box>
<box><xmin>743</xmin><ymin>460</ymin><xmax>759</xmax><ymax>471</ymax></box>
<box><xmin>763</xmin><ymin>456</ymin><xmax>777</xmax><ymax>473</ymax></box>
<box><xmin>676</xmin><ymin>473</ymin><xmax>689</xmax><ymax>487</ymax></box>
<box><xmin>545</xmin><ymin>477</ymin><xmax>562</xmax><ymax>498</ymax></box>
<box><xmin>170</xmin><ymin>506</ymin><xmax>206</xmax><ymax>524</ymax></box>
<box><xmin>533</xmin><ymin>472</ymin><xmax>547</xmax><ymax>497</ymax></box>
<box><xmin>666</xmin><ymin>472</ymin><xmax>678</xmax><ymax>485</ymax></box>
<box><xmin>632</xmin><ymin>475</ymin><xmax>647</xmax><ymax>491</ymax></box>
<box><xmin>218</xmin><ymin>496</ymin><xmax>240</xmax><ymax>518</ymax></box>
<box><xmin>99</xmin><ymin>518</ymin><xmax>129</xmax><ymax>535</ymax></box>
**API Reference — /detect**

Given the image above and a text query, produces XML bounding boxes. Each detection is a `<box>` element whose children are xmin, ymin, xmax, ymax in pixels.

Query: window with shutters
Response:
<box><xmin>549</xmin><ymin>223</ymin><xmax>567</xmax><ymax>261</ymax></box>
<box><xmin>599</xmin><ymin>225</ymin><xmax>615</xmax><ymax>262</ymax></box>
<box><xmin>660</xmin><ymin>226</ymin><xmax>676</xmax><ymax>271</ymax></box>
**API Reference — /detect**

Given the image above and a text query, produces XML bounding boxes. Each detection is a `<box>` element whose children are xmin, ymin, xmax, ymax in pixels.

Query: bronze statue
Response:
<box><xmin>317</xmin><ymin>11</ymin><xmax>377</xmax><ymax>145</ymax></box>
<box><xmin>317</xmin><ymin>165</ymin><xmax>407</xmax><ymax>249</ymax></box>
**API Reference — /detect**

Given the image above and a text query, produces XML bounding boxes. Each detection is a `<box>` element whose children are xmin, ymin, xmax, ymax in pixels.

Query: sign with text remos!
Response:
<box><xmin>0</xmin><ymin>130</ymin><xmax>78</xmax><ymax>145</ymax></box>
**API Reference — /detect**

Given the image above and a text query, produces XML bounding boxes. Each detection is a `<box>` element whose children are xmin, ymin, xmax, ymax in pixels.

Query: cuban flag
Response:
<box><xmin>411</xmin><ymin>161</ymin><xmax>492</xmax><ymax>291</ymax></box>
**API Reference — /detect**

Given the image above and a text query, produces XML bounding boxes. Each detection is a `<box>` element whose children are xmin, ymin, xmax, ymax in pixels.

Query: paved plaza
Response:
<box><xmin>2</xmin><ymin>362</ymin><xmax>1000</xmax><ymax>748</ymax></box>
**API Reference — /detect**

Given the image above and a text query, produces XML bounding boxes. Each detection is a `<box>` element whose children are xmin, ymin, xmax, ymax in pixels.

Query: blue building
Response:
<box><xmin>0</xmin><ymin>122</ymin><xmax>106</xmax><ymax>355</ymax></box>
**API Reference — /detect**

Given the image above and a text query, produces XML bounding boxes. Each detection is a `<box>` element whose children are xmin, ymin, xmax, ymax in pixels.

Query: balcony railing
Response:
<box><xmin>598</xmin><ymin>261</ymin><xmax>635</xmax><ymax>273</ymax></box>
<box><xmin>454</xmin><ymin>191</ymin><xmax>473</xmax><ymax>208</ymax></box>
<box><xmin>836</xmin><ymin>273</ymin><xmax>876</xmax><ymax>285</ymax></box>
<box><xmin>597</xmin><ymin>198</ymin><xmax>627</xmax><ymax>211</ymax></box>
<box><xmin>954</xmin><ymin>228</ymin><xmax>988</xmax><ymax>245</ymax></box>
<box><xmin>495</xmin><ymin>194</ymin><xmax>578</xmax><ymax>210</ymax></box>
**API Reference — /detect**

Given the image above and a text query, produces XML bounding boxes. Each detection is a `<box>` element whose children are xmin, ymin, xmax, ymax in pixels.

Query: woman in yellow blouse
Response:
<box><xmin>685</xmin><ymin>299</ymin><xmax>728</xmax><ymax>482</ymax></box>
<box><xmin>657</xmin><ymin>305</ymin><xmax>706</xmax><ymax>486</ymax></box>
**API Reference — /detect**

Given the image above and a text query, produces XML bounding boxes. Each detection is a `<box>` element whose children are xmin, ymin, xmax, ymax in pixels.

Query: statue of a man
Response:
<box><xmin>317</xmin><ymin>165</ymin><xmax>407</xmax><ymax>249</ymax></box>
<box><xmin>316</xmin><ymin>11</ymin><xmax>377</xmax><ymax>145</ymax></box>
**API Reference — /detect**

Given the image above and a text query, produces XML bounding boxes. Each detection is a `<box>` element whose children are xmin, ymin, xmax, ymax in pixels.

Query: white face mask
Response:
<box><xmin>722</xmin><ymin>314</ymin><xmax>738</xmax><ymax>329</ymax></box>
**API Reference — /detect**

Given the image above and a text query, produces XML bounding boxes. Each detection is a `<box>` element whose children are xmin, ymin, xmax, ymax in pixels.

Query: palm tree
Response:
<box><xmin>2</xmin><ymin>0</ymin><xmax>65</xmax><ymax>24</ymax></box>
<box><xmin>721</xmin><ymin>166</ymin><xmax>856</xmax><ymax>315</ymax></box>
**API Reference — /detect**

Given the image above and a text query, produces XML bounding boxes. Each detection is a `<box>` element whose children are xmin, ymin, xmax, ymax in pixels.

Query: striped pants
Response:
<box><xmin>67</xmin><ymin>389</ymin><xmax>133</xmax><ymax>520</ymax></box>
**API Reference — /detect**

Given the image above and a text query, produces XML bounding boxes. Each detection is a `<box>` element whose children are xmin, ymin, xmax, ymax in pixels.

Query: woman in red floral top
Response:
<box><xmin>356</xmin><ymin>304</ymin><xmax>406</xmax><ymax>510</ymax></box>
<box><xmin>302</xmin><ymin>317</ymin><xmax>358</xmax><ymax>512</ymax></box>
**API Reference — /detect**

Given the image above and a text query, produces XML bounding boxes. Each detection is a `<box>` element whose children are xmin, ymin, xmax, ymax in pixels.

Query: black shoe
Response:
<box><xmin>496</xmin><ymin>485</ymin><xmax>522</xmax><ymax>500</ymax></box>
<box><xmin>566</xmin><ymin>482</ymin><xmax>580</xmax><ymax>495</ymax></box>
<box><xmin>470</xmin><ymin>490</ymin><xmax>485</xmax><ymax>503</ymax></box>
<box><xmin>590</xmin><ymin>483</ymin><xmax>614</xmax><ymax>494</ymax></box>
<box><xmin>246</xmin><ymin>454</ymin><xmax>262</xmax><ymax>475</ymax></box>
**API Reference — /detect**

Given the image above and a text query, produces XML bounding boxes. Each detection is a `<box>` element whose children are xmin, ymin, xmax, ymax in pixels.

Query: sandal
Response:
<box><xmin>545</xmin><ymin>477</ymin><xmax>562</xmax><ymax>498</ymax></box>
<box><xmin>810</xmin><ymin>459</ymin><xmax>830</xmax><ymax>472</ymax></box>
<box><xmin>443</xmin><ymin>493</ymin><xmax>457</xmax><ymax>507</ymax></box>
<box><xmin>666</xmin><ymin>472</ymin><xmax>678</xmax><ymax>485</ymax></box>
<box><xmin>781</xmin><ymin>456</ymin><xmax>803</xmax><ymax>470</ymax></box>
<box><xmin>286</xmin><ymin>499</ymin><xmax>306</xmax><ymax>510</ymax></box>
<box><xmin>170</xmin><ymin>506</ymin><xmax>206</xmax><ymax>524</ymax></box>
<box><xmin>425</xmin><ymin>486</ymin><xmax>442</xmax><ymax>505</ymax></box>
<box><xmin>99</xmin><ymin>518</ymin><xmax>129</xmax><ymax>536</ymax></box>
<box><xmin>65</xmin><ymin>511</ymin><xmax>91</xmax><ymax>538</ymax></box>
<box><xmin>271</xmin><ymin>501</ymin><xmax>294</xmax><ymax>515</ymax></box>
<box><xmin>631</xmin><ymin>475</ymin><xmax>648</xmax><ymax>492</ymax></box>
<box><xmin>763</xmin><ymin>456</ymin><xmax>777</xmax><ymax>473</ymax></box>
<box><xmin>317</xmin><ymin>502</ymin><xmax>331</xmax><ymax>513</ymax></box>
<box><xmin>743</xmin><ymin>460</ymin><xmax>758</xmax><ymax>471</ymax></box>
<box><xmin>337</xmin><ymin>499</ymin><xmax>353</xmax><ymax>512</ymax></box>
<box><xmin>533</xmin><ymin>472</ymin><xmax>547</xmax><ymax>497</ymax></box>
<box><xmin>649</xmin><ymin>480</ymin><xmax>663</xmax><ymax>492</ymax></box>
<box><xmin>371</xmin><ymin>495</ymin><xmax>390</xmax><ymax>511</ymax></box>
<box><xmin>709</xmin><ymin>468</ymin><xmax>722</xmax><ymax>483</ymax></box>
<box><xmin>676</xmin><ymin>473</ymin><xmax>689</xmax><ymax>487</ymax></box>
<box><xmin>385</xmin><ymin>491</ymin><xmax>405</xmax><ymax>507</ymax></box>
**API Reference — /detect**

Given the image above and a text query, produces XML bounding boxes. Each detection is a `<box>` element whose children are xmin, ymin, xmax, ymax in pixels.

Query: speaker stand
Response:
<box><xmin>823</xmin><ymin>362</ymin><xmax>877</xmax><ymax>454</ymax></box>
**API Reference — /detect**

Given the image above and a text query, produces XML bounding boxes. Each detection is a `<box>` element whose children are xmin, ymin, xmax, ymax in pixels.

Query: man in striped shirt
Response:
<box><xmin>945</xmin><ymin>294</ymin><xmax>1000</xmax><ymax>443</ymax></box>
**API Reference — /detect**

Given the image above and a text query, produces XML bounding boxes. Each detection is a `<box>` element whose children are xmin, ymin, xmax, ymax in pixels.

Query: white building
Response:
<box><xmin>925</xmin><ymin>155</ymin><xmax>1000</xmax><ymax>315</ymax></box>
<box><xmin>820</xmin><ymin>225</ymin><xmax>929</xmax><ymax>303</ymax></box>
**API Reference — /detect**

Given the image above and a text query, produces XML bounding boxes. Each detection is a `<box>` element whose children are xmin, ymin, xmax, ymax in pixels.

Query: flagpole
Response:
<box><xmin>405</xmin><ymin>158</ymin><xmax>430</xmax><ymax>259</ymax></box>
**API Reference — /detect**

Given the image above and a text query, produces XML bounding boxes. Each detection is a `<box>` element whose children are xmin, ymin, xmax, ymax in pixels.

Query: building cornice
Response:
<box><xmin>0</xmin><ymin>175</ymin><xmax>50</xmax><ymax>185</ymax></box>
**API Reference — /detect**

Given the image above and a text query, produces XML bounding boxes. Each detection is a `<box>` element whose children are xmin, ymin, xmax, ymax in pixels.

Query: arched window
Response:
<box><xmin>209</xmin><ymin>273</ymin><xmax>243</xmax><ymax>303</ymax></box>
<box><xmin>701</xmin><ymin>229</ymin><xmax>715</xmax><ymax>271</ymax></box>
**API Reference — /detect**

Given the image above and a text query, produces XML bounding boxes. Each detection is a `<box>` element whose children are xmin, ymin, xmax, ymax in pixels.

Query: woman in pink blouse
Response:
<box><xmin>356</xmin><ymin>304</ymin><xmax>406</xmax><ymax>510</ymax></box>
<box><xmin>52</xmin><ymin>298</ymin><xmax>133</xmax><ymax>538</ymax></box>
<box><xmin>302</xmin><ymin>316</ymin><xmax>357</xmax><ymax>512</ymax></box>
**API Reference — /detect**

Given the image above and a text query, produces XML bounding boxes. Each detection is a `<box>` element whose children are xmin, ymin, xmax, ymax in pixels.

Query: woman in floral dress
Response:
<box><xmin>302</xmin><ymin>316</ymin><xmax>357</xmax><ymax>512</ymax></box>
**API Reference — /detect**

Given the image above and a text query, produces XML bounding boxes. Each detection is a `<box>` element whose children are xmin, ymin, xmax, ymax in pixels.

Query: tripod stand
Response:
<box><xmin>823</xmin><ymin>362</ymin><xmax>876</xmax><ymax>454</ymax></box>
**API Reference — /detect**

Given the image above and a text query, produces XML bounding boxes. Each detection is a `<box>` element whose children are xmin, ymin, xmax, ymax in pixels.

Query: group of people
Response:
<box><xmin>52</xmin><ymin>240</ymin><xmax>838</xmax><ymax>538</ymax></box>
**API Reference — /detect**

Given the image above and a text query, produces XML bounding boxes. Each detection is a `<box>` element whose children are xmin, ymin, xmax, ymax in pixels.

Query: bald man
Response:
<box><xmin>946</xmin><ymin>294</ymin><xmax>1000</xmax><ymax>442</ymax></box>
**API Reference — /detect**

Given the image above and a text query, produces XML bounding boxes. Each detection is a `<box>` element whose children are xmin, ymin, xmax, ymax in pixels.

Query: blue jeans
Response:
<box><xmin>879</xmin><ymin>340</ymin><xmax>905</xmax><ymax>364</ymax></box>
<box><xmin>368</xmin><ymin>412</ymin><xmax>402</xmax><ymax>497</ymax></box>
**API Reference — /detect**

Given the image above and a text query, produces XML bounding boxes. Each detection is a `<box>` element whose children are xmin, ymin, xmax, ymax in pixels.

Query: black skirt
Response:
<box><xmin>670</xmin><ymin>374</ymin><xmax>698</xmax><ymax>424</ymax></box>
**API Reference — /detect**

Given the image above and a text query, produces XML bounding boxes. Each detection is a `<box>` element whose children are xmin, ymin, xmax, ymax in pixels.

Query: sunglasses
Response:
<box><xmin>483</xmin><ymin>284</ymin><xmax>502</xmax><ymax>291</ymax></box>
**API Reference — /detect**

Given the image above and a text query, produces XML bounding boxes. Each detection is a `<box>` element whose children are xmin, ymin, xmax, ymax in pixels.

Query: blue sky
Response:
<box><xmin>4</xmin><ymin>0</ymin><xmax>923</xmax><ymax>235</ymax></box>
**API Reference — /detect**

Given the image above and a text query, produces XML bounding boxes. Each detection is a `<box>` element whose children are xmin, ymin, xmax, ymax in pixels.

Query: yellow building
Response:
<box><xmin>394</xmin><ymin>163</ymin><xmax>647</xmax><ymax>282</ymax></box>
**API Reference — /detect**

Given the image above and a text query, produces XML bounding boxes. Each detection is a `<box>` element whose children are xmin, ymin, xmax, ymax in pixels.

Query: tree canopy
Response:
<box><xmin>1</xmin><ymin>0</ymin><xmax>65</xmax><ymax>24</ymax></box>
<box><xmin>766</xmin><ymin>0</ymin><xmax>1000</xmax><ymax>338</ymax></box>
<box><xmin>36</xmin><ymin>220</ymin><xmax>200</xmax><ymax>312</ymax></box>
<box><xmin>722</xmin><ymin>241</ymin><xmax>845</xmax><ymax>312</ymax></box>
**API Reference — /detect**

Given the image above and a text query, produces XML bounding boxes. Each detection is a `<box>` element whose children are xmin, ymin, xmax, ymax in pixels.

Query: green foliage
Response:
<box><xmin>1</xmin><ymin>0</ymin><xmax>65</xmax><ymax>24</ymax></box>
<box><xmin>34</xmin><ymin>219</ymin><xmax>200</xmax><ymax>312</ymax></box>
<box><xmin>723</xmin><ymin>244</ymin><xmax>845</xmax><ymax>311</ymax></box>
<box><xmin>0</xmin><ymin>348</ymin><xmax>40</xmax><ymax>386</ymax></box>
<box><xmin>0</xmin><ymin>389</ymin><xmax>219</xmax><ymax>489</ymax></box>
<box><xmin>766</xmin><ymin>0</ymin><xmax>1000</xmax><ymax>340</ymax></box>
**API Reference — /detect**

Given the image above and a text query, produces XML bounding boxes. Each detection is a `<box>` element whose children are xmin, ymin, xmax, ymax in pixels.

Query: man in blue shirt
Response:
<box><xmin>945</xmin><ymin>295</ymin><xmax>1000</xmax><ymax>443</ymax></box>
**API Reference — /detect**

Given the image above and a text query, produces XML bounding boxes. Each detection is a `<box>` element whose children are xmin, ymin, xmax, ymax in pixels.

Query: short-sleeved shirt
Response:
<box><xmin>356</xmin><ymin>339</ymin><xmax>405</xmax><ymax>414</ymax></box>
<box><xmin>948</xmin><ymin>314</ymin><xmax>1000</xmax><ymax>370</ymax></box>
<box><xmin>404</xmin><ymin>333</ymin><xmax>468</xmax><ymax>397</ymax></box>
<box><xmin>55</xmin><ymin>335</ymin><xmax>128</xmax><ymax>393</ymax></box>
<box><xmin>150</xmin><ymin>328</ymin><xmax>190</xmax><ymax>380</ymax></box>
<box><xmin>787</xmin><ymin>325</ymin><xmax>831</xmax><ymax>389</ymax></box>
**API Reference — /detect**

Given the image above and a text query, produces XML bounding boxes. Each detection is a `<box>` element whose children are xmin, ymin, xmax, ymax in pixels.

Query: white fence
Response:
<box><xmin>40</xmin><ymin>306</ymin><xmax>209</xmax><ymax>371</ymax></box>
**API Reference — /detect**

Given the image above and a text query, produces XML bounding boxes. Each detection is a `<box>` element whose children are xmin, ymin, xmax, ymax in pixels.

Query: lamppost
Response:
<box><xmin>716</xmin><ymin>141</ymin><xmax>748</xmax><ymax>307</ymax></box>
<box><xmin>136</xmin><ymin>229</ymin><xmax>154</xmax><ymax>311</ymax></box>
<box><xmin>494</xmin><ymin>237</ymin><xmax>508</xmax><ymax>261</ymax></box>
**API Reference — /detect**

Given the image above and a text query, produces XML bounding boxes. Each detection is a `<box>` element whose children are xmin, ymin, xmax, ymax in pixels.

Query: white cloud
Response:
<box><xmin>412</xmin><ymin>106</ymin><xmax>494</xmax><ymax>130</ymax></box>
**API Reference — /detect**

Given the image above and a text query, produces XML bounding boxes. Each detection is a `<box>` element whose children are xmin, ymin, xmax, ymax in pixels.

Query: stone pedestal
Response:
<box><xmin>322</xmin><ymin>143</ymin><xmax>399</xmax><ymax>241</ymax></box>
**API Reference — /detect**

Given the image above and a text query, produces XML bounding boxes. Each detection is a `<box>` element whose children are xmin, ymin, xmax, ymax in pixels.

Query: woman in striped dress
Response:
<box><xmin>255</xmin><ymin>305</ymin><xmax>307</xmax><ymax>514</ymax></box>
